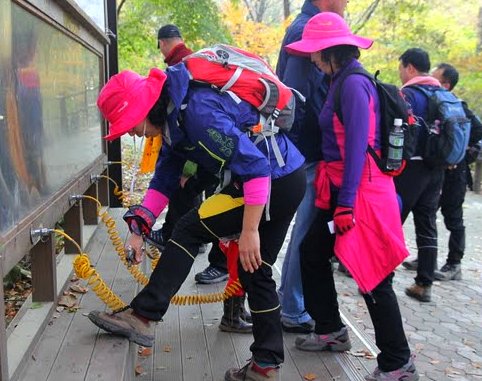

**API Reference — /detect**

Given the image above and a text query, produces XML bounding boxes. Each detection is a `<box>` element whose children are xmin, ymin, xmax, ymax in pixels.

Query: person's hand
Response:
<box><xmin>238</xmin><ymin>229</ymin><xmax>262</xmax><ymax>273</ymax></box>
<box><xmin>334</xmin><ymin>206</ymin><xmax>355</xmax><ymax>235</ymax></box>
<box><xmin>180</xmin><ymin>175</ymin><xmax>190</xmax><ymax>188</ymax></box>
<box><xmin>125</xmin><ymin>233</ymin><xmax>145</xmax><ymax>265</ymax></box>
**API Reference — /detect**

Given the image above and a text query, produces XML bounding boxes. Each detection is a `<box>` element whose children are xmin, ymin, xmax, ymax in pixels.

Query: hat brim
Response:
<box><xmin>286</xmin><ymin>35</ymin><xmax>374</xmax><ymax>57</ymax></box>
<box><xmin>103</xmin><ymin>72</ymin><xmax>166</xmax><ymax>141</ymax></box>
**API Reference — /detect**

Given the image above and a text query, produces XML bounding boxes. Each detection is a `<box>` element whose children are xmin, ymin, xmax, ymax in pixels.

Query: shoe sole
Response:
<box><xmin>402</xmin><ymin>263</ymin><xmax>418</xmax><ymax>271</ymax></box>
<box><xmin>296</xmin><ymin>340</ymin><xmax>352</xmax><ymax>352</ymax></box>
<box><xmin>219</xmin><ymin>324</ymin><xmax>253</xmax><ymax>334</ymax></box>
<box><xmin>88</xmin><ymin>312</ymin><xmax>154</xmax><ymax>347</ymax></box>
<box><xmin>195</xmin><ymin>275</ymin><xmax>229</xmax><ymax>284</ymax></box>
<box><xmin>434</xmin><ymin>272</ymin><xmax>462</xmax><ymax>281</ymax></box>
<box><xmin>365</xmin><ymin>368</ymin><xmax>420</xmax><ymax>381</ymax></box>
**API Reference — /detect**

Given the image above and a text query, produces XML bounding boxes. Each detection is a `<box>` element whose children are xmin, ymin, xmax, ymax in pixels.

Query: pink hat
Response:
<box><xmin>285</xmin><ymin>12</ymin><xmax>373</xmax><ymax>57</ymax></box>
<box><xmin>97</xmin><ymin>68</ymin><xmax>167</xmax><ymax>141</ymax></box>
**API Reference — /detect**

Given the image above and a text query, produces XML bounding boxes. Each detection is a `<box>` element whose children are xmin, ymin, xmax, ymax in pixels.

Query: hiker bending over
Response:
<box><xmin>89</xmin><ymin>62</ymin><xmax>305</xmax><ymax>381</ymax></box>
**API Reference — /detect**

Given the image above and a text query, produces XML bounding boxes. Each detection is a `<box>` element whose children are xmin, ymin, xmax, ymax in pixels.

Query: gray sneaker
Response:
<box><xmin>225</xmin><ymin>360</ymin><xmax>280</xmax><ymax>381</ymax></box>
<box><xmin>295</xmin><ymin>327</ymin><xmax>351</xmax><ymax>352</ymax></box>
<box><xmin>434</xmin><ymin>263</ymin><xmax>462</xmax><ymax>281</ymax></box>
<box><xmin>365</xmin><ymin>356</ymin><xmax>419</xmax><ymax>381</ymax></box>
<box><xmin>88</xmin><ymin>307</ymin><xmax>154</xmax><ymax>347</ymax></box>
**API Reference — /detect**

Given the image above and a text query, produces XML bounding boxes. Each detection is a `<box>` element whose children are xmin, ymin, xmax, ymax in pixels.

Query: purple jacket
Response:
<box><xmin>319</xmin><ymin>59</ymin><xmax>381</xmax><ymax>207</ymax></box>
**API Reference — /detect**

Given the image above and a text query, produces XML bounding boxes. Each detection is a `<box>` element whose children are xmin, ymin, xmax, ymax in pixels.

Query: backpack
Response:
<box><xmin>334</xmin><ymin>68</ymin><xmax>418</xmax><ymax>176</ymax></box>
<box><xmin>183</xmin><ymin>44</ymin><xmax>302</xmax><ymax>136</ymax></box>
<box><xmin>409</xmin><ymin>86</ymin><xmax>471</xmax><ymax>168</ymax></box>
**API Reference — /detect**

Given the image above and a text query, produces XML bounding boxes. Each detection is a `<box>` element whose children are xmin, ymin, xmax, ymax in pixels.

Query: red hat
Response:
<box><xmin>286</xmin><ymin>12</ymin><xmax>373</xmax><ymax>57</ymax></box>
<box><xmin>97</xmin><ymin>68</ymin><xmax>167</xmax><ymax>141</ymax></box>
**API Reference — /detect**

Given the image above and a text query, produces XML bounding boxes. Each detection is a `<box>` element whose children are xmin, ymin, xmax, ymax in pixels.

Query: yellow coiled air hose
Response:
<box><xmin>84</xmin><ymin>175</ymin><xmax>245</xmax><ymax>305</ymax></box>
<box><xmin>81</xmin><ymin>195</ymin><xmax>150</xmax><ymax>286</ymax></box>
<box><xmin>52</xmin><ymin>229</ymin><xmax>126</xmax><ymax>310</ymax></box>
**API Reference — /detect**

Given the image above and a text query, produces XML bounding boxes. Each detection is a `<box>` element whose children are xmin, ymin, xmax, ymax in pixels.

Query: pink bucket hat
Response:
<box><xmin>97</xmin><ymin>68</ymin><xmax>167</xmax><ymax>141</ymax></box>
<box><xmin>285</xmin><ymin>12</ymin><xmax>373</xmax><ymax>57</ymax></box>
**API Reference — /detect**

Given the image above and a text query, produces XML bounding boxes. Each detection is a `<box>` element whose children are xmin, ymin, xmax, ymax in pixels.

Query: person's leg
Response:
<box><xmin>440</xmin><ymin>165</ymin><xmax>466</xmax><ymax>265</ymax></box>
<box><xmin>406</xmin><ymin>167</ymin><xmax>444</xmax><ymax>302</ymax></box>
<box><xmin>279</xmin><ymin>161</ymin><xmax>318</xmax><ymax>331</ymax></box>
<box><xmin>294</xmin><ymin>209</ymin><xmax>351</xmax><ymax>352</ymax></box>
<box><xmin>299</xmin><ymin>210</ymin><xmax>343</xmax><ymax>333</ymax></box>
<box><xmin>363</xmin><ymin>274</ymin><xmax>411</xmax><ymax>371</ymax></box>
<box><xmin>225</xmin><ymin>168</ymin><xmax>306</xmax><ymax>377</ymax></box>
<box><xmin>395</xmin><ymin>161</ymin><xmax>431</xmax><ymax>271</ymax></box>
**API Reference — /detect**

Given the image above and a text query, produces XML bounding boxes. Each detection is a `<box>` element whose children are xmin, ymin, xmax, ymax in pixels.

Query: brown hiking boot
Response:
<box><xmin>88</xmin><ymin>307</ymin><xmax>154</xmax><ymax>347</ymax></box>
<box><xmin>405</xmin><ymin>283</ymin><xmax>432</xmax><ymax>303</ymax></box>
<box><xmin>225</xmin><ymin>360</ymin><xmax>280</xmax><ymax>381</ymax></box>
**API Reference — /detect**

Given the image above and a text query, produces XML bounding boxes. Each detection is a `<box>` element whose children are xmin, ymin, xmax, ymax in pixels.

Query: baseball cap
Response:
<box><xmin>157</xmin><ymin>24</ymin><xmax>182</xmax><ymax>48</ymax></box>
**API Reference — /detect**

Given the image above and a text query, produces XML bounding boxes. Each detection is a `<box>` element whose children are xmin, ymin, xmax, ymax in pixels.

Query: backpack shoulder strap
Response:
<box><xmin>333</xmin><ymin>67</ymin><xmax>373</xmax><ymax>124</ymax></box>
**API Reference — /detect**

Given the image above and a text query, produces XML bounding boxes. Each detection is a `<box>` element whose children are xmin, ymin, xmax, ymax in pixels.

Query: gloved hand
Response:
<box><xmin>334</xmin><ymin>206</ymin><xmax>355</xmax><ymax>235</ymax></box>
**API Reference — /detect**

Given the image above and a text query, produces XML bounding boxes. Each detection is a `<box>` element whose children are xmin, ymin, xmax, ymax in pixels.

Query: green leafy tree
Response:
<box><xmin>117</xmin><ymin>0</ymin><xmax>231</xmax><ymax>74</ymax></box>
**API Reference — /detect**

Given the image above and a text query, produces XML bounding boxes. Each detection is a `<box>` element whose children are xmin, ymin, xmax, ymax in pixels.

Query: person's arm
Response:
<box><xmin>337</xmin><ymin>76</ymin><xmax>372</xmax><ymax>208</ymax></box>
<box><xmin>463</xmin><ymin>101</ymin><xmax>482</xmax><ymax>146</ymax></box>
<box><xmin>238</xmin><ymin>204</ymin><xmax>265</xmax><ymax>273</ymax></box>
<box><xmin>125</xmin><ymin>144</ymin><xmax>185</xmax><ymax>264</ymax></box>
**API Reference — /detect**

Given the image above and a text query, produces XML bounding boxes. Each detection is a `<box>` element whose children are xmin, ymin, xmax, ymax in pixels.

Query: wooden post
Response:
<box><xmin>31</xmin><ymin>235</ymin><xmax>57</xmax><ymax>303</ymax></box>
<box><xmin>98</xmin><ymin>169</ymin><xmax>110</xmax><ymax>207</ymax></box>
<box><xmin>83</xmin><ymin>183</ymin><xmax>98</xmax><ymax>225</ymax></box>
<box><xmin>0</xmin><ymin>260</ymin><xmax>10</xmax><ymax>380</ymax></box>
<box><xmin>63</xmin><ymin>203</ymin><xmax>83</xmax><ymax>254</ymax></box>
<box><xmin>474</xmin><ymin>160</ymin><xmax>482</xmax><ymax>194</ymax></box>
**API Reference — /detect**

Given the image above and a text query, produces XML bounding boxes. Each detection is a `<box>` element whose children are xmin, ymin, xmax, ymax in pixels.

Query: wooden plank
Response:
<box><xmin>83</xmin><ymin>184</ymin><xmax>98</xmax><ymax>225</ymax></box>
<box><xmin>31</xmin><ymin>235</ymin><xmax>56</xmax><ymax>303</ymax></box>
<box><xmin>46</xmin><ymin>210</ymin><xmax>130</xmax><ymax>380</ymax></box>
<box><xmin>85</xmin><ymin>256</ymin><xmax>138</xmax><ymax>380</ymax></box>
<box><xmin>63</xmin><ymin>203</ymin><xmax>83</xmax><ymax>254</ymax></box>
<box><xmin>194</xmin><ymin>258</ymin><xmax>237</xmax><ymax>381</ymax></box>
<box><xmin>17</xmin><ymin>214</ymin><xmax>112</xmax><ymax>381</ymax></box>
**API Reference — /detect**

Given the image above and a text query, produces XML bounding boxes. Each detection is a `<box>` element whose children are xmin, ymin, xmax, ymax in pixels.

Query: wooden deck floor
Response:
<box><xmin>18</xmin><ymin>209</ymin><xmax>374</xmax><ymax>381</ymax></box>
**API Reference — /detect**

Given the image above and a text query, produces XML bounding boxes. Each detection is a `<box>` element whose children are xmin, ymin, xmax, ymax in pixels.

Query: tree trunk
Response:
<box><xmin>283</xmin><ymin>0</ymin><xmax>290</xmax><ymax>20</ymax></box>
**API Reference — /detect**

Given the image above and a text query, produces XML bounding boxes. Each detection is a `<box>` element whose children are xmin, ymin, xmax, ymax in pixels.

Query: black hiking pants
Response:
<box><xmin>131</xmin><ymin>167</ymin><xmax>306</xmax><ymax>365</ymax></box>
<box><xmin>300</xmin><ymin>209</ymin><xmax>411</xmax><ymax>372</ymax></box>
<box><xmin>439</xmin><ymin>163</ymin><xmax>466</xmax><ymax>264</ymax></box>
<box><xmin>395</xmin><ymin>160</ymin><xmax>445</xmax><ymax>286</ymax></box>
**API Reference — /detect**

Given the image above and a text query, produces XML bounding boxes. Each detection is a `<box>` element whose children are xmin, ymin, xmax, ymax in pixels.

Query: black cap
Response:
<box><xmin>157</xmin><ymin>24</ymin><xmax>182</xmax><ymax>48</ymax></box>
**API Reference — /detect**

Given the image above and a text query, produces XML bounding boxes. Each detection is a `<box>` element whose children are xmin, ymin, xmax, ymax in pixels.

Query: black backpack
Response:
<box><xmin>334</xmin><ymin>67</ymin><xmax>418</xmax><ymax>175</ymax></box>
<box><xmin>408</xmin><ymin>85</ymin><xmax>471</xmax><ymax>168</ymax></box>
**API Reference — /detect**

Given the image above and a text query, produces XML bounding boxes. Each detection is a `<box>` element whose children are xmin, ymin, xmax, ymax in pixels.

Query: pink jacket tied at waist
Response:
<box><xmin>314</xmin><ymin>158</ymin><xmax>409</xmax><ymax>293</ymax></box>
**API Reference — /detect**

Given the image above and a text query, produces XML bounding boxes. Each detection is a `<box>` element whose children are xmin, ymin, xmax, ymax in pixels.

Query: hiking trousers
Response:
<box><xmin>131</xmin><ymin>167</ymin><xmax>306</xmax><ymax>365</ymax></box>
<box><xmin>300</xmin><ymin>209</ymin><xmax>411</xmax><ymax>372</ymax></box>
<box><xmin>395</xmin><ymin>160</ymin><xmax>445</xmax><ymax>286</ymax></box>
<box><xmin>439</xmin><ymin>163</ymin><xmax>466</xmax><ymax>264</ymax></box>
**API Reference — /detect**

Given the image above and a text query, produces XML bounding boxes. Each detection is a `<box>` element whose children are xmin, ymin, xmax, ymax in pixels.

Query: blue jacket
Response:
<box><xmin>148</xmin><ymin>63</ymin><xmax>305</xmax><ymax>198</ymax></box>
<box><xmin>276</xmin><ymin>0</ymin><xmax>328</xmax><ymax>163</ymax></box>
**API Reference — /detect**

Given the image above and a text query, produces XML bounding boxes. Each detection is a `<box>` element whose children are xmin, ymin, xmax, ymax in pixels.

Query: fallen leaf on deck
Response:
<box><xmin>303</xmin><ymin>372</ymin><xmax>318</xmax><ymax>380</ymax></box>
<box><xmin>430</xmin><ymin>360</ymin><xmax>440</xmax><ymax>365</ymax></box>
<box><xmin>163</xmin><ymin>344</ymin><xmax>172</xmax><ymax>352</ymax></box>
<box><xmin>58</xmin><ymin>294</ymin><xmax>77</xmax><ymax>308</ymax></box>
<box><xmin>70</xmin><ymin>284</ymin><xmax>88</xmax><ymax>294</ymax></box>
<box><xmin>135</xmin><ymin>365</ymin><xmax>145</xmax><ymax>376</ymax></box>
<box><xmin>138</xmin><ymin>347</ymin><xmax>153</xmax><ymax>357</ymax></box>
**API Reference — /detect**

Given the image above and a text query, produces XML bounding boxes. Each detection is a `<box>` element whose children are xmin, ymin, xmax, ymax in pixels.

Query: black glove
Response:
<box><xmin>123</xmin><ymin>205</ymin><xmax>156</xmax><ymax>236</ymax></box>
